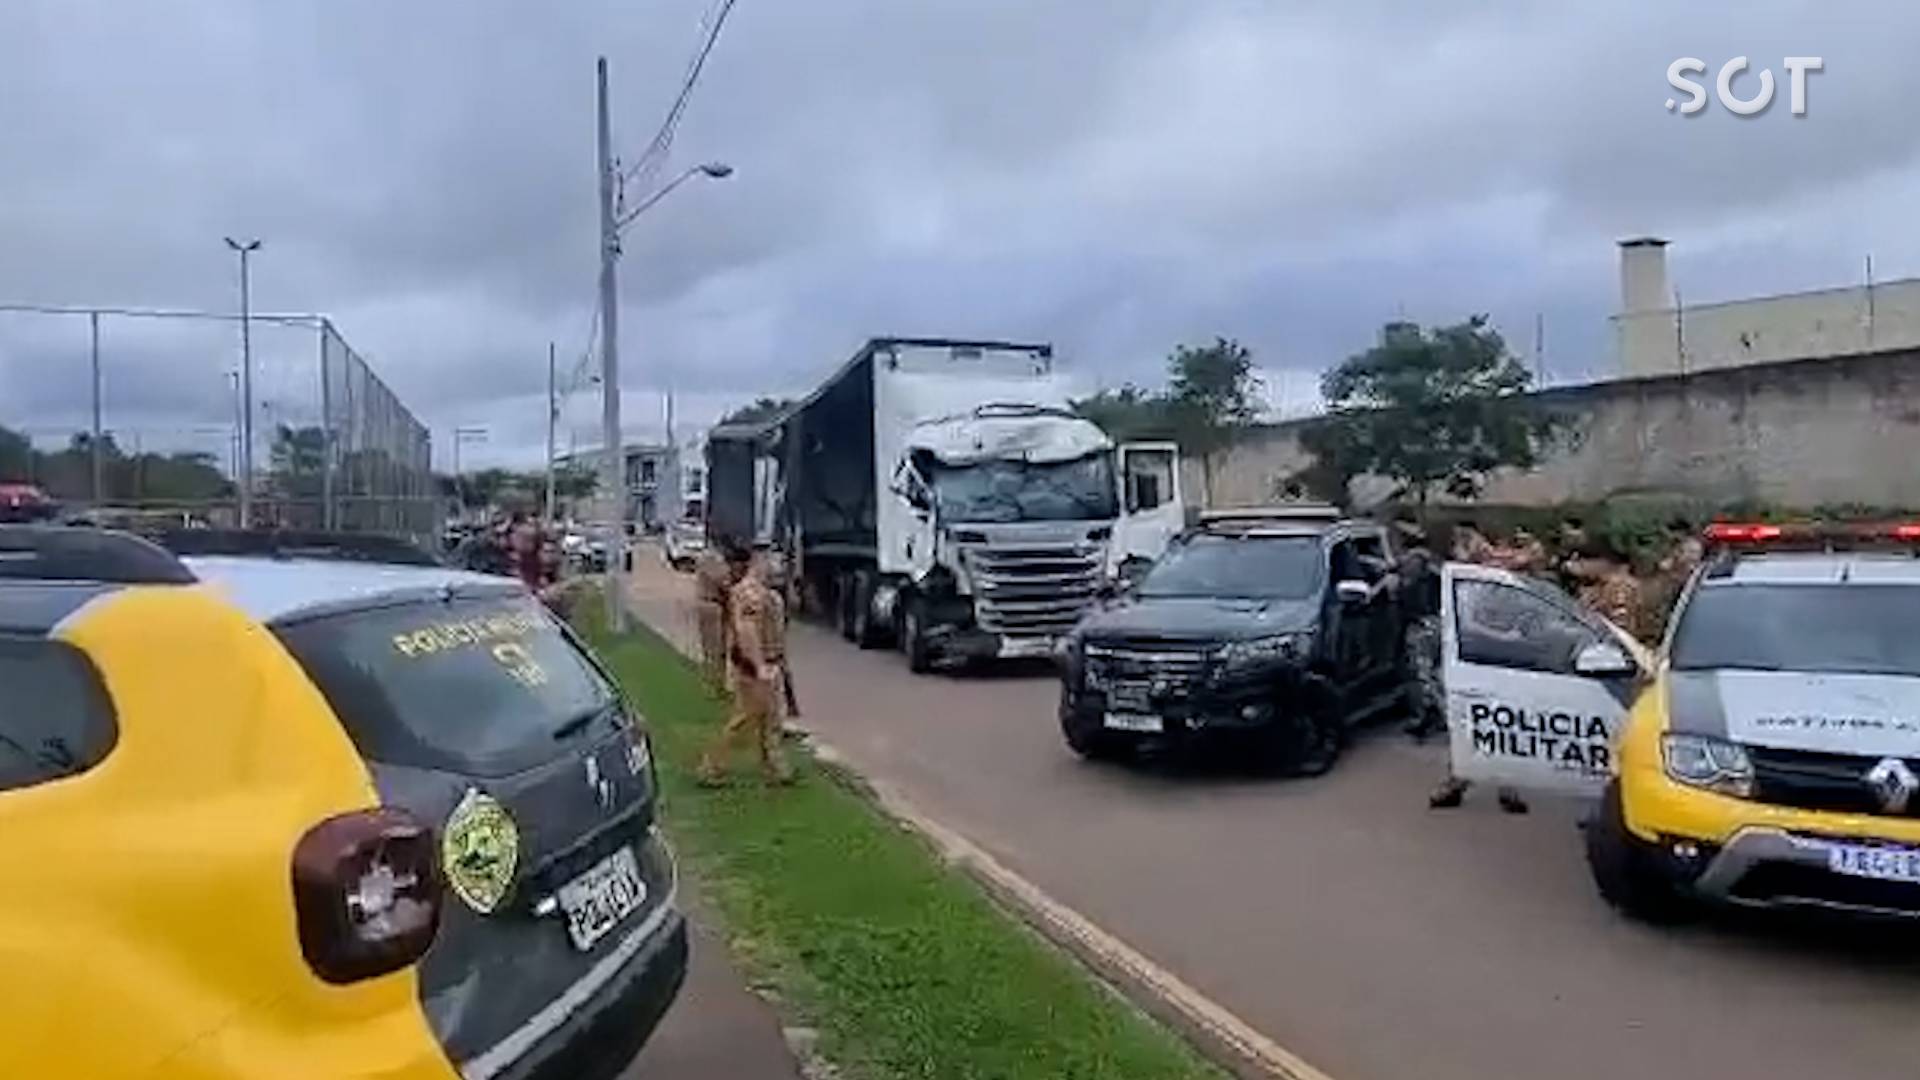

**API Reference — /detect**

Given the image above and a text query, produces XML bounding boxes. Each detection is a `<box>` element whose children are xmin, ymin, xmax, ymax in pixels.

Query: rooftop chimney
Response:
<box><xmin>1618</xmin><ymin>237</ymin><xmax>1670</xmax><ymax>314</ymax></box>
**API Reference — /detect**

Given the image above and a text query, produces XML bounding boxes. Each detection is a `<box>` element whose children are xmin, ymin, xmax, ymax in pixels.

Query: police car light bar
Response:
<box><xmin>1704</xmin><ymin>521</ymin><xmax>1920</xmax><ymax>548</ymax></box>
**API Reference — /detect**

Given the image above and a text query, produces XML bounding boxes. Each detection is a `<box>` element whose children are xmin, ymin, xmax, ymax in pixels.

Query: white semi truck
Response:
<box><xmin>707</xmin><ymin>337</ymin><xmax>1184</xmax><ymax>672</ymax></box>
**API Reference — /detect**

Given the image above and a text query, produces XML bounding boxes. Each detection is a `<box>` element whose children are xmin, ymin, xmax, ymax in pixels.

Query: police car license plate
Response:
<box><xmin>1104</xmin><ymin>712</ymin><xmax>1163</xmax><ymax>733</ymax></box>
<box><xmin>1827</xmin><ymin>842</ymin><xmax>1920</xmax><ymax>884</ymax></box>
<box><xmin>558</xmin><ymin>846</ymin><xmax>648</xmax><ymax>952</ymax></box>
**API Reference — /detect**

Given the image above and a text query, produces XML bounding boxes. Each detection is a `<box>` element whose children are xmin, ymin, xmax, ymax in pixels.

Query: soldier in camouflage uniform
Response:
<box><xmin>698</xmin><ymin>544</ymin><xmax>795</xmax><ymax>786</ymax></box>
<box><xmin>692</xmin><ymin>544</ymin><xmax>737</xmax><ymax>695</ymax></box>
<box><xmin>1395</xmin><ymin>521</ymin><xmax>1445</xmax><ymax>738</ymax></box>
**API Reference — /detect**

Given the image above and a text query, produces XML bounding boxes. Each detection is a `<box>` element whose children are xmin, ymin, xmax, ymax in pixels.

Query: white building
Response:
<box><xmin>559</xmin><ymin>441</ymin><xmax>680</xmax><ymax>531</ymax></box>
<box><xmin>1613</xmin><ymin>237</ymin><xmax>1920</xmax><ymax>378</ymax></box>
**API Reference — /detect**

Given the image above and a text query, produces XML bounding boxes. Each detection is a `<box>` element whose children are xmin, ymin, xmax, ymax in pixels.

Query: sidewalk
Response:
<box><xmin>624</xmin><ymin>886</ymin><xmax>803</xmax><ymax>1079</ymax></box>
<box><xmin>610</xmin><ymin>556</ymin><xmax>806</xmax><ymax>1080</ymax></box>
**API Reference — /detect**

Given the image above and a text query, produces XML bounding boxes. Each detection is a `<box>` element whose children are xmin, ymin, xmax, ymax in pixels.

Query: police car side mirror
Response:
<box><xmin>1335</xmin><ymin>579</ymin><xmax>1371</xmax><ymax>605</ymax></box>
<box><xmin>1573</xmin><ymin>641</ymin><xmax>1634</xmax><ymax>677</ymax></box>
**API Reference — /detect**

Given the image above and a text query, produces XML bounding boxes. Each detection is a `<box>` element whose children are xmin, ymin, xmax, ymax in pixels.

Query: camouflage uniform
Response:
<box><xmin>698</xmin><ymin>560</ymin><xmax>793</xmax><ymax>785</ymax></box>
<box><xmin>692</xmin><ymin>549</ymin><xmax>734</xmax><ymax>694</ymax></box>
<box><xmin>1566</xmin><ymin>556</ymin><xmax>1645</xmax><ymax>642</ymax></box>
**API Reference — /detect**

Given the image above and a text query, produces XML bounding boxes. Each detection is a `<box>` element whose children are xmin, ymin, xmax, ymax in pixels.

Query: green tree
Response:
<box><xmin>720</xmin><ymin>396</ymin><xmax>795</xmax><ymax>426</ymax></box>
<box><xmin>1070</xmin><ymin>384</ymin><xmax>1173</xmax><ymax>441</ymax></box>
<box><xmin>0</xmin><ymin>425</ymin><xmax>32</xmax><ymax>482</ymax></box>
<box><xmin>1163</xmin><ymin>337</ymin><xmax>1263</xmax><ymax>504</ymax></box>
<box><xmin>1296</xmin><ymin>317</ymin><xmax>1559</xmax><ymax>516</ymax></box>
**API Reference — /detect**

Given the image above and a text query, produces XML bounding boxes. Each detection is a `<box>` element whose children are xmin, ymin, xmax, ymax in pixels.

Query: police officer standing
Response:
<box><xmin>698</xmin><ymin>542</ymin><xmax>795</xmax><ymax>787</ymax></box>
<box><xmin>692</xmin><ymin>543</ymin><xmax>736</xmax><ymax>695</ymax></box>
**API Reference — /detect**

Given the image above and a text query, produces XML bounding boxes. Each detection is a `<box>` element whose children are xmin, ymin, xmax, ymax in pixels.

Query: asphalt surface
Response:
<box><xmin>628</xmin><ymin>556</ymin><xmax>1920</xmax><ymax>1080</ymax></box>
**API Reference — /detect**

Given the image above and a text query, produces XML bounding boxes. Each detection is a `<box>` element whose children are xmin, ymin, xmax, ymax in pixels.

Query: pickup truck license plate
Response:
<box><xmin>1827</xmin><ymin>842</ymin><xmax>1920</xmax><ymax>884</ymax></box>
<box><xmin>1104</xmin><ymin>712</ymin><xmax>1163</xmax><ymax>733</ymax></box>
<box><xmin>558</xmin><ymin>846</ymin><xmax>648</xmax><ymax>952</ymax></box>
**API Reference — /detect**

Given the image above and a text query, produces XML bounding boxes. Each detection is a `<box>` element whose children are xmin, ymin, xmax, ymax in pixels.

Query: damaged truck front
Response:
<box><xmin>710</xmin><ymin>337</ymin><xmax>1183</xmax><ymax>674</ymax></box>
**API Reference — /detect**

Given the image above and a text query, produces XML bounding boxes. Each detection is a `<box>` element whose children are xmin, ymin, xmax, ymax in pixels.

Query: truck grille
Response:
<box><xmin>963</xmin><ymin>543</ymin><xmax>1104</xmax><ymax>637</ymax></box>
<box><xmin>1749</xmin><ymin>747</ymin><xmax>1920</xmax><ymax>818</ymax></box>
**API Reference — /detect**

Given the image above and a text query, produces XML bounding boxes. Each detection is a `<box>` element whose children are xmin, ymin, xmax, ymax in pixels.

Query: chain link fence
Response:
<box><xmin>0</xmin><ymin>305</ymin><xmax>437</xmax><ymax>542</ymax></box>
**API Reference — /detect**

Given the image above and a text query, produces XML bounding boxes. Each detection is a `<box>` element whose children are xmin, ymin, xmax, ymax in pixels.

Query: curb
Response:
<box><xmin>805</xmin><ymin>740</ymin><xmax>1332</xmax><ymax>1080</ymax></box>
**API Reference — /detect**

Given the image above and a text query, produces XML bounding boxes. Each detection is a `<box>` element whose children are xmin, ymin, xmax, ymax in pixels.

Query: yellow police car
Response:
<box><xmin>1436</xmin><ymin>522</ymin><xmax>1920</xmax><ymax>921</ymax></box>
<box><xmin>0</xmin><ymin>526</ymin><xmax>685</xmax><ymax>1078</ymax></box>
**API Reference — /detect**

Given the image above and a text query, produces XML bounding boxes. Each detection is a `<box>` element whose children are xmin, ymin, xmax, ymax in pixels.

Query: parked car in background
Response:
<box><xmin>0</xmin><ymin>483</ymin><xmax>56</xmax><ymax>523</ymax></box>
<box><xmin>663</xmin><ymin>518</ymin><xmax>705</xmax><ymax>571</ymax></box>
<box><xmin>1055</xmin><ymin>508</ymin><xmax>1405</xmax><ymax>774</ymax></box>
<box><xmin>0</xmin><ymin>526</ymin><xmax>686</xmax><ymax>1079</ymax></box>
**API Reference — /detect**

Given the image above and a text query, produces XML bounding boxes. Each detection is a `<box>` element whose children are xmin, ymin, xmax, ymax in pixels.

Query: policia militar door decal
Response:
<box><xmin>1439</xmin><ymin>563</ymin><xmax>1645</xmax><ymax>796</ymax></box>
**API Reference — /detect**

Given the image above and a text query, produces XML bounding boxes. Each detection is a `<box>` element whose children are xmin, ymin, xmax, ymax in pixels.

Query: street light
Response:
<box><xmin>224</xmin><ymin>237</ymin><xmax>263</xmax><ymax>527</ymax></box>
<box><xmin>614</xmin><ymin>161</ymin><xmax>733</xmax><ymax>232</ymax></box>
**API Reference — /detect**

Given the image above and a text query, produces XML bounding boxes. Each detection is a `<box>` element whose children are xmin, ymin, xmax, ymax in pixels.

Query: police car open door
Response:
<box><xmin>1440</xmin><ymin>563</ymin><xmax>1647</xmax><ymax>796</ymax></box>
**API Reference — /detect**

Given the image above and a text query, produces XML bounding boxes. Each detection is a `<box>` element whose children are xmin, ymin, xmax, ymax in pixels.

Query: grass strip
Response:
<box><xmin>582</xmin><ymin>613</ymin><xmax>1223</xmax><ymax>1080</ymax></box>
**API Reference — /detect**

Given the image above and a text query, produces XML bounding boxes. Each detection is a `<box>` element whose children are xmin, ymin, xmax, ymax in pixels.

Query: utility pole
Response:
<box><xmin>545</xmin><ymin>341</ymin><xmax>558</xmax><ymax>524</ymax></box>
<box><xmin>596</xmin><ymin>56</ymin><xmax>628</xmax><ymax>630</ymax></box>
<box><xmin>225</xmin><ymin>237</ymin><xmax>263</xmax><ymax>527</ymax></box>
<box><xmin>88</xmin><ymin>311</ymin><xmax>103</xmax><ymax>504</ymax></box>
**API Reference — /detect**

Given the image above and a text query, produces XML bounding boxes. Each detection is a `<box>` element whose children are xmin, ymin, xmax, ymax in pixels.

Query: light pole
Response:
<box><xmin>545</xmin><ymin>342</ymin><xmax>559</xmax><ymax>526</ymax></box>
<box><xmin>225</xmin><ymin>237</ymin><xmax>262</xmax><ymax>527</ymax></box>
<box><xmin>595</xmin><ymin>55</ymin><xmax>733</xmax><ymax>630</ymax></box>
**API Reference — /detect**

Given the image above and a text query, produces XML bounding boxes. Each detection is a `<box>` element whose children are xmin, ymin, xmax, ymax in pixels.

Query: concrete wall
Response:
<box><xmin>1195</xmin><ymin>346</ymin><xmax>1920</xmax><ymax>511</ymax></box>
<box><xmin>1617</xmin><ymin>278</ymin><xmax>1920</xmax><ymax>379</ymax></box>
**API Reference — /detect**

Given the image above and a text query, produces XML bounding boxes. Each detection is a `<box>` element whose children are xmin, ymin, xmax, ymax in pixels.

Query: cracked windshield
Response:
<box><xmin>4</xmin><ymin>3</ymin><xmax>1918</xmax><ymax>1080</ymax></box>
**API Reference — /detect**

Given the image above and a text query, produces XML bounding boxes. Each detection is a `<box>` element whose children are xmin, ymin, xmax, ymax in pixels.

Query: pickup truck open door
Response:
<box><xmin>1439</xmin><ymin>563</ymin><xmax>1650</xmax><ymax>797</ymax></box>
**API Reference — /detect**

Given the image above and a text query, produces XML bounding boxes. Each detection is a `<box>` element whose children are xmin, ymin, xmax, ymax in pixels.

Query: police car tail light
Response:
<box><xmin>292</xmin><ymin>808</ymin><xmax>443</xmax><ymax>985</ymax></box>
<box><xmin>1890</xmin><ymin>523</ymin><xmax>1920</xmax><ymax>542</ymax></box>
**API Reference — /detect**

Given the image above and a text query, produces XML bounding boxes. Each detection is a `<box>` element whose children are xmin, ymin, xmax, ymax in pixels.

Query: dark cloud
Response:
<box><xmin>2</xmin><ymin>0</ymin><xmax>1916</xmax><ymax>470</ymax></box>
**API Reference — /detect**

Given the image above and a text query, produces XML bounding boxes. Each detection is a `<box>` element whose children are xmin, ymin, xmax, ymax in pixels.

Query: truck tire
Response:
<box><xmin>836</xmin><ymin>572</ymin><xmax>857</xmax><ymax>641</ymax></box>
<box><xmin>1585</xmin><ymin>780</ymin><xmax>1695</xmax><ymax>924</ymax></box>
<box><xmin>849</xmin><ymin>570</ymin><xmax>888</xmax><ymax>649</ymax></box>
<box><xmin>900</xmin><ymin>593</ymin><xmax>933</xmax><ymax>673</ymax></box>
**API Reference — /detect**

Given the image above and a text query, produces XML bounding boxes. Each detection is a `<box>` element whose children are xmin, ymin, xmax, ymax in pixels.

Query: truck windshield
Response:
<box><xmin>1671</xmin><ymin>584</ymin><xmax>1920</xmax><ymax>678</ymax></box>
<box><xmin>1137</xmin><ymin>535</ymin><xmax>1322</xmax><ymax>599</ymax></box>
<box><xmin>930</xmin><ymin>454</ymin><xmax>1117</xmax><ymax>523</ymax></box>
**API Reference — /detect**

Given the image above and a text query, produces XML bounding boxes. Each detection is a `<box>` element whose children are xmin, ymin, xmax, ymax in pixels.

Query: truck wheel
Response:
<box><xmin>836</xmin><ymin>573</ymin><xmax>857</xmax><ymax>641</ymax></box>
<box><xmin>849</xmin><ymin>571</ymin><xmax>888</xmax><ymax>649</ymax></box>
<box><xmin>1059</xmin><ymin>685</ymin><xmax>1119</xmax><ymax>760</ymax></box>
<box><xmin>900</xmin><ymin>593</ymin><xmax>933</xmax><ymax>673</ymax></box>
<box><xmin>1585</xmin><ymin>780</ymin><xmax>1694</xmax><ymax>924</ymax></box>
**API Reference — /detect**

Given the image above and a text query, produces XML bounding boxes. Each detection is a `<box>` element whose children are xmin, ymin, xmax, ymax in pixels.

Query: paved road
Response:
<box><xmin>628</xmin><ymin>557</ymin><xmax>1920</xmax><ymax>1080</ymax></box>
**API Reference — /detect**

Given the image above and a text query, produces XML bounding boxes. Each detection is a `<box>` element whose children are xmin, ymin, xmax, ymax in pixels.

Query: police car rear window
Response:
<box><xmin>0</xmin><ymin>636</ymin><xmax>117</xmax><ymax>792</ymax></box>
<box><xmin>275</xmin><ymin>596</ymin><xmax>620</xmax><ymax>778</ymax></box>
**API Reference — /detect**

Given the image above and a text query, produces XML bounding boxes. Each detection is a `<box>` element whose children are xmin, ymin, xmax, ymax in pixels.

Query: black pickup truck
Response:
<box><xmin>1055</xmin><ymin>510</ymin><xmax>1406</xmax><ymax>774</ymax></box>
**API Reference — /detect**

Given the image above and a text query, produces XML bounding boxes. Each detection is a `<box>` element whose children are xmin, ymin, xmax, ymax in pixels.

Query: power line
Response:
<box><xmin>619</xmin><ymin>0</ymin><xmax>739</xmax><ymax>193</ymax></box>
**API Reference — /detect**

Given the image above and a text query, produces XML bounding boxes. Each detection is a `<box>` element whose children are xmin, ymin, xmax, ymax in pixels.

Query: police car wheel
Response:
<box><xmin>1585</xmin><ymin>780</ymin><xmax>1695</xmax><ymax>924</ymax></box>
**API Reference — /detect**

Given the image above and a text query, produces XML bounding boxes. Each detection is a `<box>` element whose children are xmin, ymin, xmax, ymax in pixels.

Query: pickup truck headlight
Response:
<box><xmin>1219</xmin><ymin>634</ymin><xmax>1306</xmax><ymax>674</ymax></box>
<box><xmin>1661</xmin><ymin>733</ymin><xmax>1754</xmax><ymax>798</ymax></box>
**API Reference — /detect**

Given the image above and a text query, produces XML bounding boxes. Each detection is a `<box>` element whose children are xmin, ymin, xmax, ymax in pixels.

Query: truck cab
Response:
<box><xmin>709</xmin><ymin>338</ymin><xmax>1184</xmax><ymax>675</ymax></box>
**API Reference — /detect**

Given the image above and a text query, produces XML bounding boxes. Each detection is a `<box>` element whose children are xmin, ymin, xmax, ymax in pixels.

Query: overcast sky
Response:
<box><xmin>2</xmin><ymin>1</ymin><xmax>1916</xmax><ymax>470</ymax></box>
